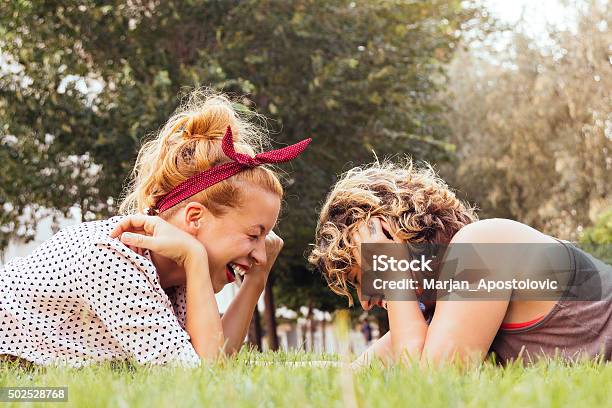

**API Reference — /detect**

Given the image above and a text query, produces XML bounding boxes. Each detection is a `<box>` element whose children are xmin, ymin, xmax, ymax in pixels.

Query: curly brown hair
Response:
<box><xmin>308</xmin><ymin>159</ymin><xmax>478</xmax><ymax>306</ymax></box>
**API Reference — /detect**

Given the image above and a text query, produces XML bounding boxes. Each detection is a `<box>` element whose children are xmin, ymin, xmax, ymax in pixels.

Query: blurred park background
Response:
<box><xmin>1</xmin><ymin>0</ymin><xmax>610</xmax><ymax>352</ymax></box>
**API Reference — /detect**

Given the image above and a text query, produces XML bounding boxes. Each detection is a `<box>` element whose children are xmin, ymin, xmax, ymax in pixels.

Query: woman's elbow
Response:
<box><xmin>192</xmin><ymin>334</ymin><xmax>226</xmax><ymax>362</ymax></box>
<box><xmin>420</xmin><ymin>341</ymin><xmax>486</xmax><ymax>367</ymax></box>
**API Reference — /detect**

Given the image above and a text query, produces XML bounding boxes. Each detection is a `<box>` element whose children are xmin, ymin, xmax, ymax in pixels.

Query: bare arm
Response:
<box><xmin>353</xmin><ymin>300</ymin><xmax>507</xmax><ymax>367</ymax></box>
<box><xmin>420</xmin><ymin>300</ymin><xmax>508</xmax><ymax>364</ymax></box>
<box><xmin>352</xmin><ymin>331</ymin><xmax>393</xmax><ymax>368</ymax></box>
<box><xmin>352</xmin><ymin>301</ymin><xmax>429</xmax><ymax>367</ymax></box>
<box><xmin>387</xmin><ymin>300</ymin><xmax>429</xmax><ymax>362</ymax></box>
<box><xmin>221</xmin><ymin>279</ymin><xmax>265</xmax><ymax>354</ymax></box>
<box><xmin>419</xmin><ymin>219</ymin><xmax>554</xmax><ymax>364</ymax></box>
<box><xmin>220</xmin><ymin>231</ymin><xmax>284</xmax><ymax>354</ymax></box>
<box><xmin>183</xmin><ymin>250</ymin><xmax>225</xmax><ymax>361</ymax></box>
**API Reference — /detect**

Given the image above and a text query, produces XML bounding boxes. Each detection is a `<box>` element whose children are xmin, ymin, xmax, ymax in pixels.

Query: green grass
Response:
<box><xmin>1</xmin><ymin>350</ymin><xmax>611</xmax><ymax>408</ymax></box>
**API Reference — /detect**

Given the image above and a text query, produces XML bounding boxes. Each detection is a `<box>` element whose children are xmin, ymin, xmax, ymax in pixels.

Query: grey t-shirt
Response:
<box><xmin>490</xmin><ymin>242</ymin><xmax>612</xmax><ymax>363</ymax></box>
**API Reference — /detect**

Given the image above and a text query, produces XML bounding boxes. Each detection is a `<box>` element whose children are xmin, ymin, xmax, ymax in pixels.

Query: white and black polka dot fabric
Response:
<box><xmin>0</xmin><ymin>217</ymin><xmax>200</xmax><ymax>367</ymax></box>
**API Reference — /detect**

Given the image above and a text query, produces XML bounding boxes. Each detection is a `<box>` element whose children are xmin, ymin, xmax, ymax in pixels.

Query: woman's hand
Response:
<box><xmin>110</xmin><ymin>214</ymin><xmax>206</xmax><ymax>268</ymax></box>
<box><xmin>243</xmin><ymin>230</ymin><xmax>284</xmax><ymax>289</ymax></box>
<box><xmin>351</xmin><ymin>217</ymin><xmax>399</xmax><ymax>256</ymax></box>
<box><xmin>220</xmin><ymin>231</ymin><xmax>283</xmax><ymax>354</ymax></box>
<box><xmin>350</xmin><ymin>217</ymin><xmax>399</xmax><ymax>271</ymax></box>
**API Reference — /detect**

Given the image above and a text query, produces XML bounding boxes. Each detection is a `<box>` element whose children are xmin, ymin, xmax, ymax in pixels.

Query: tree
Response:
<box><xmin>232</xmin><ymin>0</ymin><xmax>485</xmax><ymax>312</ymax></box>
<box><xmin>443</xmin><ymin>0</ymin><xmax>611</xmax><ymax>239</ymax></box>
<box><xmin>263</xmin><ymin>277</ymin><xmax>279</xmax><ymax>350</ymax></box>
<box><xmin>1</xmin><ymin>1</ymin><xmax>232</xmax><ymax>248</ymax></box>
<box><xmin>581</xmin><ymin>209</ymin><xmax>612</xmax><ymax>245</ymax></box>
<box><xmin>580</xmin><ymin>208</ymin><xmax>612</xmax><ymax>264</ymax></box>
<box><xmin>1</xmin><ymin>1</ymin><xmax>485</xmax><ymax>316</ymax></box>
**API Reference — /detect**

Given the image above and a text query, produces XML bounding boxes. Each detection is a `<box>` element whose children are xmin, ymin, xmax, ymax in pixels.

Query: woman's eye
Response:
<box><xmin>248</xmin><ymin>235</ymin><xmax>259</xmax><ymax>241</ymax></box>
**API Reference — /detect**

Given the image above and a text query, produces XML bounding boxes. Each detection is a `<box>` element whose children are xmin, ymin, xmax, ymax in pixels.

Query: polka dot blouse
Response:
<box><xmin>0</xmin><ymin>217</ymin><xmax>201</xmax><ymax>367</ymax></box>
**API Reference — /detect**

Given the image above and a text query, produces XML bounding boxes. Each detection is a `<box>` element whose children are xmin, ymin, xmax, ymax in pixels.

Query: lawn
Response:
<box><xmin>1</xmin><ymin>350</ymin><xmax>610</xmax><ymax>408</ymax></box>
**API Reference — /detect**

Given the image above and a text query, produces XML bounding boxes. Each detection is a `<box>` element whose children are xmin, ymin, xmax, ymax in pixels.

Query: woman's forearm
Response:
<box><xmin>387</xmin><ymin>301</ymin><xmax>428</xmax><ymax>362</ymax></box>
<box><xmin>352</xmin><ymin>302</ymin><xmax>429</xmax><ymax>367</ymax></box>
<box><xmin>352</xmin><ymin>331</ymin><xmax>394</xmax><ymax>368</ymax></box>
<box><xmin>183</xmin><ymin>251</ymin><xmax>225</xmax><ymax>361</ymax></box>
<box><xmin>221</xmin><ymin>279</ymin><xmax>265</xmax><ymax>354</ymax></box>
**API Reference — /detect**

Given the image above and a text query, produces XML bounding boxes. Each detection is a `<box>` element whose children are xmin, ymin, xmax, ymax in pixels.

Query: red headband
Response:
<box><xmin>147</xmin><ymin>126</ymin><xmax>311</xmax><ymax>215</ymax></box>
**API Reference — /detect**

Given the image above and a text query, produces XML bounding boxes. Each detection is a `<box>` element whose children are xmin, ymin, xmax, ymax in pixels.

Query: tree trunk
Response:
<box><xmin>321</xmin><ymin>318</ymin><xmax>327</xmax><ymax>352</ymax></box>
<box><xmin>247</xmin><ymin>308</ymin><xmax>263</xmax><ymax>351</ymax></box>
<box><xmin>306</xmin><ymin>298</ymin><xmax>314</xmax><ymax>352</ymax></box>
<box><xmin>301</xmin><ymin>320</ymin><xmax>307</xmax><ymax>350</ymax></box>
<box><xmin>79</xmin><ymin>198</ymin><xmax>85</xmax><ymax>222</ymax></box>
<box><xmin>263</xmin><ymin>276</ymin><xmax>279</xmax><ymax>351</ymax></box>
<box><xmin>310</xmin><ymin>317</ymin><xmax>317</xmax><ymax>352</ymax></box>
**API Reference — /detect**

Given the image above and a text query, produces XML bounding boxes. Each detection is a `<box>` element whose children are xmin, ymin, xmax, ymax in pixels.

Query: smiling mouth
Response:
<box><xmin>225</xmin><ymin>265</ymin><xmax>236</xmax><ymax>283</ymax></box>
<box><xmin>227</xmin><ymin>263</ymin><xmax>247</xmax><ymax>285</ymax></box>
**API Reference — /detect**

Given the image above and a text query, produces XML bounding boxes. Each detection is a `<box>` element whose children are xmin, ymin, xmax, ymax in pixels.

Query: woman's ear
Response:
<box><xmin>183</xmin><ymin>202</ymin><xmax>210</xmax><ymax>234</ymax></box>
<box><xmin>379</xmin><ymin>218</ymin><xmax>399</xmax><ymax>242</ymax></box>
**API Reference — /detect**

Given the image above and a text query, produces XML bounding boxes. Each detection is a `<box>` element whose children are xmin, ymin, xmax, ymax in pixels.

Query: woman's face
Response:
<box><xmin>196</xmin><ymin>185</ymin><xmax>281</xmax><ymax>293</ymax></box>
<box><xmin>347</xmin><ymin>264</ymin><xmax>386</xmax><ymax>311</ymax></box>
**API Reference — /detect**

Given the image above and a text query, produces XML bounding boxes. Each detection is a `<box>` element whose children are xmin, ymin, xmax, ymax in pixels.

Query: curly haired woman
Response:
<box><xmin>310</xmin><ymin>160</ymin><xmax>611</xmax><ymax>366</ymax></box>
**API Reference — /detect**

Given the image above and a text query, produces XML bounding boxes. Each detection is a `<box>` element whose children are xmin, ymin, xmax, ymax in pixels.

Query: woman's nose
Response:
<box><xmin>251</xmin><ymin>239</ymin><xmax>267</xmax><ymax>266</ymax></box>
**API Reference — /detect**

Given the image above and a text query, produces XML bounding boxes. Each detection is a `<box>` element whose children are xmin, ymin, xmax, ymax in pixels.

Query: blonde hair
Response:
<box><xmin>119</xmin><ymin>89</ymin><xmax>283</xmax><ymax>217</ymax></box>
<box><xmin>308</xmin><ymin>159</ymin><xmax>478</xmax><ymax>305</ymax></box>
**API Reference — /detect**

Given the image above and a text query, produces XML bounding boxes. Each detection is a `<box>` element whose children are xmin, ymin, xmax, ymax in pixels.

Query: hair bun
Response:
<box><xmin>181</xmin><ymin>100</ymin><xmax>238</xmax><ymax>142</ymax></box>
<box><xmin>118</xmin><ymin>88</ymin><xmax>274</xmax><ymax>216</ymax></box>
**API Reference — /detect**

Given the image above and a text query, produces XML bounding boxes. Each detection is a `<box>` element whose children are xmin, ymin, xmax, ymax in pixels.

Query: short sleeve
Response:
<box><xmin>78</xmin><ymin>241</ymin><xmax>201</xmax><ymax>367</ymax></box>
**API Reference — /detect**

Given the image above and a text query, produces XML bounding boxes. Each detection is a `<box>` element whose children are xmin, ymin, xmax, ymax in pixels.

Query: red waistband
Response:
<box><xmin>500</xmin><ymin>315</ymin><xmax>544</xmax><ymax>330</ymax></box>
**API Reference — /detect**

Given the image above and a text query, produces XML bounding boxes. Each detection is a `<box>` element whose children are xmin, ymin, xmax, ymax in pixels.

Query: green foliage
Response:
<box><xmin>579</xmin><ymin>208</ymin><xmax>612</xmax><ymax>264</ymax></box>
<box><xmin>1</xmin><ymin>0</ymin><xmax>484</xmax><ymax>309</ymax></box>
<box><xmin>581</xmin><ymin>209</ymin><xmax>612</xmax><ymax>245</ymax></box>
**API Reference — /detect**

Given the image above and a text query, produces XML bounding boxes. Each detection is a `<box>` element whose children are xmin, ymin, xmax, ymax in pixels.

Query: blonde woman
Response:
<box><xmin>0</xmin><ymin>91</ymin><xmax>310</xmax><ymax>366</ymax></box>
<box><xmin>310</xmin><ymin>160</ymin><xmax>611</xmax><ymax>365</ymax></box>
